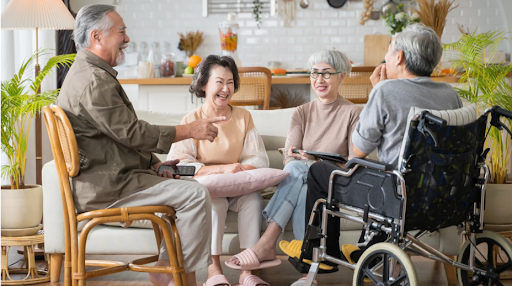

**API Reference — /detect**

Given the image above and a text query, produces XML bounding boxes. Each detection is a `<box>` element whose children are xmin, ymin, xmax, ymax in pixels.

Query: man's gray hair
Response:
<box><xmin>73</xmin><ymin>4</ymin><xmax>117</xmax><ymax>51</ymax></box>
<box><xmin>307</xmin><ymin>49</ymin><xmax>352</xmax><ymax>75</ymax></box>
<box><xmin>393</xmin><ymin>23</ymin><xmax>443</xmax><ymax>76</ymax></box>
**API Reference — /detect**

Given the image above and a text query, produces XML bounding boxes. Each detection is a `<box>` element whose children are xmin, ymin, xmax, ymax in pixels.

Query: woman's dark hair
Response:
<box><xmin>189</xmin><ymin>55</ymin><xmax>240</xmax><ymax>98</ymax></box>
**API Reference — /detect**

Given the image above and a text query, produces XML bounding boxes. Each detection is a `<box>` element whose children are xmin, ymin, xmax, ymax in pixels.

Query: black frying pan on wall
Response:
<box><xmin>327</xmin><ymin>0</ymin><xmax>347</xmax><ymax>8</ymax></box>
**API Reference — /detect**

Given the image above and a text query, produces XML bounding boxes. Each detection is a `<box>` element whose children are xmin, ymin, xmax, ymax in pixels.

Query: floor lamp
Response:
<box><xmin>2</xmin><ymin>0</ymin><xmax>75</xmax><ymax>185</ymax></box>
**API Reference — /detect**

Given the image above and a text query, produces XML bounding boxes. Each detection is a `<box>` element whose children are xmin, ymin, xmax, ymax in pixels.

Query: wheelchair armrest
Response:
<box><xmin>345</xmin><ymin>158</ymin><xmax>394</xmax><ymax>171</ymax></box>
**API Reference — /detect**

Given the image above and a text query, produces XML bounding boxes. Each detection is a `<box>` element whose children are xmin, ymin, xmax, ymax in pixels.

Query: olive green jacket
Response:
<box><xmin>58</xmin><ymin>50</ymin><xmax>176</xmax><ymax>213</ymax></box>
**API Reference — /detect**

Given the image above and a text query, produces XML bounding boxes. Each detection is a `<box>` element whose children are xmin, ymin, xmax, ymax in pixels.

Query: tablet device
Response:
<box><xmin>292</xmin><ymin>149</ymin><xmax>347</xmax><ymax>163</ymax></box>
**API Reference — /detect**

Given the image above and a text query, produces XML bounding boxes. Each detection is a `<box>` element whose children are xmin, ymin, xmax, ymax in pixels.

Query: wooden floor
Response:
<box><xmin>5</xmin><ymin>249</ymin><xmax>512</xmax><ymax>286</ymax></box>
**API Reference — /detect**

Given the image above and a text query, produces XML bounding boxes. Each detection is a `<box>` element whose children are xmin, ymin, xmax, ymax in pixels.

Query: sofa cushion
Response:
<box><xmin>195</xmin><ymin>168</ymin><xmax>290</xmax><ymax>198</ymax></box>
<box><xmin>248</xmin><ymin>108</ymin><xmax>296</xmax><ymax>137</ymax></box>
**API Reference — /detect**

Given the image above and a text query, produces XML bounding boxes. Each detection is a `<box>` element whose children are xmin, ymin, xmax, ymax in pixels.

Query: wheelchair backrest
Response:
<box><xmin>397</xmin><ymin>104</ymin><xmax>488</xmax><ymax>231</ymax></box>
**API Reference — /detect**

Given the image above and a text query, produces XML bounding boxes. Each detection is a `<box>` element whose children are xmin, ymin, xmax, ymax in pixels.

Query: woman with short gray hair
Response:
<box><xmin>226</xmin><ymin>49</ymin><xmax>361</xmax><ymax>285</ymax></box>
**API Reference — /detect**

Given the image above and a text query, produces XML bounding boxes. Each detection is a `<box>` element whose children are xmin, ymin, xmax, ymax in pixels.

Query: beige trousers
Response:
<box><xmin>107</xmin><ymin>178</ymin><xmax>212</xmax><ymax>273</ymax></box>
<box><xmin>210</xmin><ymin>192</ymin><xmax>263</xmax><ymax>255</ymax></box>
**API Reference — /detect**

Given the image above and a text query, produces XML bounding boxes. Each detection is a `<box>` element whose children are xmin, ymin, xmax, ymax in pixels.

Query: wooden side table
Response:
<box><xmin>1</xmin><ymin>234</ymin><xmax>50</xmax><ymax>285</ymax></box>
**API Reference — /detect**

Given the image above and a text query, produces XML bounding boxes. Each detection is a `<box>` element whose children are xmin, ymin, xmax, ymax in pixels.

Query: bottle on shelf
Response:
<box><xmin>219</xmin><ymin>12</ymin><xmax>242</xmax><ymax>67</ymax></box>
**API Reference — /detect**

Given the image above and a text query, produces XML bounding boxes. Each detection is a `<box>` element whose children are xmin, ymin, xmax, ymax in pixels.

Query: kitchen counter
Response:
<box><xmin>119</xmin><ymin>71</ymin><xmax>467</xmax><ymax>113</ymax></box>
<box><xmin>119</xmin><ymin>75</ymin><xmax>462</xmax><ymax>85</ymax></box>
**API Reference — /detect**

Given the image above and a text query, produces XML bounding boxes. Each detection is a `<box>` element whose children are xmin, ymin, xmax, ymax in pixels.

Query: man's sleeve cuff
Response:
<box><xmin>157</xmin><ymin>125</ymin><xmax>176</xmax><ymax>153</ymax></box>
<box><xmin>352</xmin><ymin>129</ymin><xmax>379</xmax><ymax>155</ymax></box>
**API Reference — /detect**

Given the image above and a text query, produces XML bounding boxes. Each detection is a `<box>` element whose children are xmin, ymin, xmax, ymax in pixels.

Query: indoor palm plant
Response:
<box><xmin>444</xmin><ymin>30</ymin><xmax>512</xmax><ymax>233</ymax></box>
<box><xmin>1</xmin><ymin>50</ymin><xmax>74</xmax><ymax>232</ymax></box>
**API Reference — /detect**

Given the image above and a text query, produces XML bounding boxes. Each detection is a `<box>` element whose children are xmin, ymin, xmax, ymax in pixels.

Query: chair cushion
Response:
<box><xmin>77</xmin><ymin>225</ymin><xmax>160</xmax><ymax>255</ymax></box>
<box><xmin>195</xmin><ymin>168</ymin><xmax>289</xmax><ymax>198</ymax></box>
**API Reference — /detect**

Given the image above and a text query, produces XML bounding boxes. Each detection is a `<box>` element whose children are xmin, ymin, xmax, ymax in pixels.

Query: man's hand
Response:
<box><xmin>370</xmin><ymin>64</ymin><xmax>387</xmax><ymax>87</ymax></box>
<box><xmin>174</xmin><ymin>117</ymin><xmax>226</xmax><ymax>143</ymax></box>
<box><xmin>154</xmin><ymin>159</ymin><xmax>181</xmax><ymax>179</ymax></box>
<box><xmin>287</xmin><ymin>147</ymin><xmax>316</xmax><ymax>161</ymax></box>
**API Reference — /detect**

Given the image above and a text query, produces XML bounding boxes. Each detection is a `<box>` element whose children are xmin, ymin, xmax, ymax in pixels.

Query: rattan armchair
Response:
<box><xmin>339</xmin><ymin>66</ymin><xmax>375</xmax><ymax>104</ymax></box>
<box><xmin>43</xmin><ymin>105</ymin><xmax>186</xmax><ymax>286</ymax></box>
<box><xmin>230</xmin><ymin>67</ymin><xmax>272</xmax><ymax>110</ymax></box>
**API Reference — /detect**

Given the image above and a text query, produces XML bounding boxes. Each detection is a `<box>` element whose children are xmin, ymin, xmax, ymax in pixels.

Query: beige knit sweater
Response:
<box><xmin>283</xmin><ymin>96</ymin><xmax>361</xmax><ymax>166</ymax></box>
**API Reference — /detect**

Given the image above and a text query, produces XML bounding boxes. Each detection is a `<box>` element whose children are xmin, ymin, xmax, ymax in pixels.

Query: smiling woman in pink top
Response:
<box><xmin>168</xmin><ymin>55</ymin><xmax>270</xmax><ymax>286</ymax></box>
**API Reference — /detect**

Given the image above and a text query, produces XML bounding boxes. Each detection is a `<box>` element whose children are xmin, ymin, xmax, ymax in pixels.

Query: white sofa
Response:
<box><xmin>42</xmin><ymin>108</ymin><xmax>461</xmax><ymax>280</ymax></box>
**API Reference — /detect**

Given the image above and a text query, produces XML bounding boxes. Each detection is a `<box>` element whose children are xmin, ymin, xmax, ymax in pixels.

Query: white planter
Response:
<box><xmin>484</xmin><ymin>183</ymin><xmax>512</xmax><ymax>232</ymax></box>
<box><xmin>1</xmin><ymin>185</ymin><xmax>43</xmax><ymax>229</ymax></box>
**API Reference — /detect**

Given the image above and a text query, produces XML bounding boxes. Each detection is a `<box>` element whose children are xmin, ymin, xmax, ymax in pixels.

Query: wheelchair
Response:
<box><xmin>290</xmin><ymin>104</ymin><xmax>512</xmax><ymax>286</ymax></box>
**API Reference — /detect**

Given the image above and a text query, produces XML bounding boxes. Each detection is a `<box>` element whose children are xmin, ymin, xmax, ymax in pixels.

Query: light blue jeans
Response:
<box><xmin>262</xmin><ymin>160</ymin><xmax>310</xmax><ymax>240</ymax></box>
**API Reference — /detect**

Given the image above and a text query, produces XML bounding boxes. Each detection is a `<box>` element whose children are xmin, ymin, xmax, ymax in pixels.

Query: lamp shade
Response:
<box><xmin>1</xmin><ymin>0</ymin><xmax>75</xmax><ymax>30</ymax></box>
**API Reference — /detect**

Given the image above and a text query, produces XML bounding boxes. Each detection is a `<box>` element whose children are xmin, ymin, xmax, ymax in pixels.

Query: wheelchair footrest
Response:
<box><xmin>287</xmin><ymin>256</ymin><xmax>338</xmax><ymax>274</ymax></box>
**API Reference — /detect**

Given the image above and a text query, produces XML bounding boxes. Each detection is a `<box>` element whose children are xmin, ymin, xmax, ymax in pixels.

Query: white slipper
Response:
<box><xmin>290</xmin><ymin>277</ymin><xmax>317</xmax><ymax>286</ymax></box>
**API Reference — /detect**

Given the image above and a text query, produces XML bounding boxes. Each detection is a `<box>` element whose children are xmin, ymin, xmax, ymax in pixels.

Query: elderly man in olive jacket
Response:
<box><xmin>57</xmin><ymin>5</ymin><xmax>222</xmax><ymax>286</ymax></box>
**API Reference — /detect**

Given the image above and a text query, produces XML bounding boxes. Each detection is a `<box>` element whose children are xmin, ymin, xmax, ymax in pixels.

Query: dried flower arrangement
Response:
<box><xmin>413</xmin><ymin>0</ymin><xmax>458</xmax><ymax>39</ymax></box>
<box><xmin>177</xmin><ymin>31</ymin><xmax>204</xmax><ymax>58</ymax></box>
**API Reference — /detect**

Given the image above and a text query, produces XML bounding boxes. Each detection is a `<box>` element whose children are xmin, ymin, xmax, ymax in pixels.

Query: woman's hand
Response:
<box><xmin>287</xmin><ymin>146</ymin><xmax>316</xmax><ymax>161</ymax></box>
<box><xmin>194</xmin><ymin>163</ymin><xmax>246</xmax><ymax>177</ymax></box>
<box><xmin>219</xmin><ymin>163</ymin><xmax>246</xmax><ymax>174</ymax></box>
<box><xmin>370</xmin><ymin>64</ymin><xmax>387</xmax><ymax>87</ymax></box>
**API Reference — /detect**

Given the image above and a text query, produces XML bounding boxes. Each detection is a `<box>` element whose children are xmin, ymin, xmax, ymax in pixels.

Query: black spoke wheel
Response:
<box><xmin>457</xmin><ymin>231</ymin><xmax>512</xmax><ymax>286</ymax></box>
<box><xmin>353</xmin><ymin>243</ymin><xmax>418</xmax><ymax>286</ymax></box>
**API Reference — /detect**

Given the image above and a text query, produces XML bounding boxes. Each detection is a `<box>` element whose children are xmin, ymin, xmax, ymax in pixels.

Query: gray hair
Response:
<box><xmin>307</xmin><ymin>49</ymin><xmax>352</xmax><ymax>75</ymax></box>
<box><xmin>393</xmin><ymin>23</ymin><xmax>443</xmax><ymax>76</ymax></box>
<box><xmin>73</xmin><ymin>4</ymin><xmax>117</xmax><ymax>51</ymax></box>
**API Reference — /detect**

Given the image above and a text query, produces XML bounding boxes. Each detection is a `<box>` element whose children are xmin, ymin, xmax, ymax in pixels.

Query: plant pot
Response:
<box><xmin>483</xmin><ymin>183</ymin><xmax>512</xmax><ymax>232</ymax></box>
<box><xmin>1</xmin><ymin>185</ymin><xmax>43</xmax><ymax>230</ymax></box>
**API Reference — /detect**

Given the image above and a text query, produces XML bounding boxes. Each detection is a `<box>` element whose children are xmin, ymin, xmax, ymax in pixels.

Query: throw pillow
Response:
<box><xmin>194</xmin><ymin>168</ymin><xmax>290</xmax><ymax>198</ymax></box>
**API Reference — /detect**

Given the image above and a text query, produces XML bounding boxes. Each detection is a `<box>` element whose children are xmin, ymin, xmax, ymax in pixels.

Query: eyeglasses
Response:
<box><xmin>309</xmin><ymin>70</ymin><xmax>342</xmax><ymax>79</ymax></box>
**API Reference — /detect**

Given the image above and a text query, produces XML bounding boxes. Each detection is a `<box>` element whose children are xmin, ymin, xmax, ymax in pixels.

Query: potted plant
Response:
<box><xmin>1</xmin><ymin>50</ymin><xmax>74</xmax><ymax>234</ymax></box>
<box><xmin>383</xmin><ymin>3</ymin><xmax>421</xmax><ymax>35</ymax></box>
<box><xmin>444</xmin><ymin>30</ymin><xmax>512</xmax><ymax>233</ymax></box>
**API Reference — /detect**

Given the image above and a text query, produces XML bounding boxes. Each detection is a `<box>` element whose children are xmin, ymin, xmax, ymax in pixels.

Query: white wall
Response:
<box><xmin>116</xmin><ymin>0</ymin><xmax>511</xmax><ymax>69</ymax></box>
<box><xmin>1</xmin><ymin>0</ymin><xmax>14</xmax><ymax>186</ymax></box>
<box><xmin>501</xmin><ymin>0</ymin><xmax>512</xmax><ymax>39</ymax></box>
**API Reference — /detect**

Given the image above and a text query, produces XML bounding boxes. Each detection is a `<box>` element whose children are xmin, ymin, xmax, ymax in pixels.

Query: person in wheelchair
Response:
<box><xmin>292</xmin><ymin>23</ymin><xmax>464</xmax><ymax>267</ymax></box>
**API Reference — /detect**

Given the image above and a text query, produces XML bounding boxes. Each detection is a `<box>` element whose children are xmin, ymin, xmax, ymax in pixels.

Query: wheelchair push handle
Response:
<box><xmin>422</xmin><ymin>112</ymin><xmax>447</xmax><ymax>127</ymax></box>
<box><xmin>494</xmin><ymin>106</ymin><xmax>512</xmax><ymax>119</ymax></box>
<box><xmin>417</xmin><ymin>111</ymin><xmax>447</xmax><ymax>147</ymax></box>
<box><xmin>487</xmin><ymin>106</ymin><xmax>512</xmax><ymax>139</ymax></box>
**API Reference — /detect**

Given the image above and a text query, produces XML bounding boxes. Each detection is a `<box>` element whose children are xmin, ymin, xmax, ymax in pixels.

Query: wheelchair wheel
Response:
<box><xmin>353</xmin><ymin>243</ymin><xmax>418</xmax><ymax>286</ymax></box>
<box><xmin>457</xmin><ymin>230</ymin><xmax>512</xmax><ymax>286</ymax></box>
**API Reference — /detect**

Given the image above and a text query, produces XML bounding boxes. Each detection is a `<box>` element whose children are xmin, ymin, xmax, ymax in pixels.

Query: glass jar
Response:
<box><xmin>219</xmin><ymin>12</ymin><xmax>239</xmax><ymax>55</ymax></box>
<box><xmin>160</xmin><ymin>53</ymin><xmax>176</xmax><ymax>78</ymax></box>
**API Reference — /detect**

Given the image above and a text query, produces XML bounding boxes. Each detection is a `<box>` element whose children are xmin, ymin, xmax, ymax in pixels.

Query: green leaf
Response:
<box><xmin>444</xmin><ymin>29</ymin><xmax>512</xmax><ymax>183</ymax></box>
<box><xmin>1</xmin><ymin>49</ymin><xmax>75</xmax><ymax>189</ymax></box>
